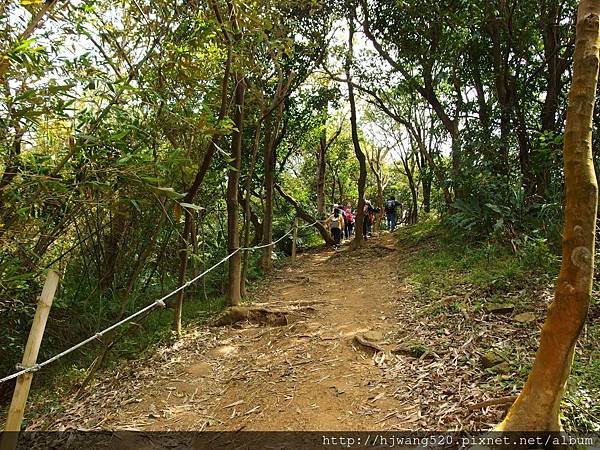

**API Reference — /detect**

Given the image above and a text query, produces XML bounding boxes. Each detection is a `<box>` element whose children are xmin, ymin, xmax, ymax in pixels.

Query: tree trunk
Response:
<box><xmin>412</xmin><ymin>125</ymin><xmax>453</xmax><ymax>206</ymax></box>
<box><xmin>541</xmin><ymin>0</ymin><xmax>563</xmax><ymax>134</ymax></box>
<box><xmin>515</xmin><ymin>104</ymin><xmax>535</xmax><ymax>196</ymax></box>
<box><xmin>497</xmin><ymin>0</ymin><xmax>599</xmax><ymax>431</ymax></box>
<box><xmin>261</xmin><ymin>113</ymin><xmax>275</xmax><ymax>272</ymax></box>
<box><xmin>239</xmin><ymin>194</ymin><xmax>263</xmax><ymax>246</ymax></box>
<box><xmin>346</xmin><ymin>10</ymin><xmax>367</xmax><ymax>250</ymax></box>
<box><xmin>99</xmin><ymin>200</ymin><xmax>128</xmax><ymax>293</ymax></box>
<box><xmin>261</xmin><ymin>77</ymin><xmax>287</xmax><ymax>272</ymax></box>
<box><xmin>241</xmin><ymin>125</ymin><xmax>261</xmax><ymax>297</ymax></box>
<box><xmin>402</xmin><ymin>156</ymin><xmax>418</xmax><ymax>224</ymax></box>
<box><xmin>226</xmin><ymin>73</ymin><xmax>246</xmax><ymax>306</ymax></box>
<box><xmin>275</xmin><ymin>183</ymin><xmax>335</xmax><ymax>246</ymax></box>
<box><xmin>537</xmin><ymin>0</ymin><xmax>568</xmax><ymax>198</ymax></box>
<box><xmin>421</xmin><ymin>158</ymin><xmax>432</xmax><ymax>214</ymax></box>
<box><xmin>367</xmin><ymin>150</ymin><xmax>385</xmax><ymax>232</ymax></box>
<box><xmin>488</xmin><ymin>11</ymin><xmax>512</xmax><ymax>177</ymax></box>
<box><xmin>316</xmin><ymin>121</ymin><xmax>342</xmax><ymax>218</ymax></box>
<box><xmin>173</xmin><ymin>214</ymin><xmax>190</xmax><ymax>335</ymax></box>
<box><xmin>317</xmin><ymin>130</ymin><xmax>327</xmax><ymax>218</ymax></box>
<box><xmin>337</xmin><ymin>175</ymin><xmax>344</xmax><ymax>204</ymax></box>
<box><xmin>172</xmin><ymin>46</ymin><xmax>232</xmax><ymax>334</ymax></box>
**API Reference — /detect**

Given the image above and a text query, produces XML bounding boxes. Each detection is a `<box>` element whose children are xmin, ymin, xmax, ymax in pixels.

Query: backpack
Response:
<box><xmin>385</xmin><ymin>200</ymin><xmax>396</xmax><ymax>212</ymax></box>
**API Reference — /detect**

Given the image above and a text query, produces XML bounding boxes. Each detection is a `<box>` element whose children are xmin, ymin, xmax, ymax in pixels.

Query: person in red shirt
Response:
<box><xmin>343</xmin><ymin>204</ymin><xmax>354</xmax><ymax>239</ymax></box>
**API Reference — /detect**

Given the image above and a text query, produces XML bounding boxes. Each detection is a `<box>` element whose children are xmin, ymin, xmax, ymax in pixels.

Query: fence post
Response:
<box><xmin>2</xmin><ymin>270</ymin><xmax>59</xmax><ymax>447</ymax></box>
<box><xmin>291</xmin><ymin>218</ymin><xmax>298</xmax><ymax>262</ymax></box>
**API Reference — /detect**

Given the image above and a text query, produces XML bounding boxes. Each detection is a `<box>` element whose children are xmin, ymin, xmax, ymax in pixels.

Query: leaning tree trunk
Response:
<box><xmin>497</xmin><ymin>0</ymin><xmax>599</xmax><ymax>431</ymax></box>
<box><xmin>226</xmin><ymin>73</ymin><xmax>246</xmax><ymax>306</ymax></box>
<box><xmin>274</xmin><ymin>183</ymin><xmax>335</xmax><ymax>246</ymax></box>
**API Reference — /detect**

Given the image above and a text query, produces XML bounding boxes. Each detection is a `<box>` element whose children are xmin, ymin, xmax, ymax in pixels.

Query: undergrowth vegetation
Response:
<box><xmin>396</xmin><ymin>218</ymin><xmax>600</xmax><ymax>432</ymax></box>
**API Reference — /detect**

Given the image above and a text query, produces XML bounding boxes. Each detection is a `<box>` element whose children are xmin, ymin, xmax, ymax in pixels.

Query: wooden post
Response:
<box><xmin>291</xmin><ymin>218</ymin><xmax>298</xmax><ymax>262</ymax></box>
<box><xmin>2</xmin><ymin>270</ymin><xmax>59</xmax><ymax>444</ymax></box>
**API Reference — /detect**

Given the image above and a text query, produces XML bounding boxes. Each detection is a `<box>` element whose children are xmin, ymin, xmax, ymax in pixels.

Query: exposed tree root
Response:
<box><xmin>214</xmin><ymin>305</ymin><xmax>315</xmax><ymax>327</ymax></box>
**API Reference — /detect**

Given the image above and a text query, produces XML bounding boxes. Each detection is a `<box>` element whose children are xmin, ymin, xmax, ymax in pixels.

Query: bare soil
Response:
<box><xmin>24</xmin><ymin>232</ymin><xmax>519</xmax><ymax>432</ymax></box>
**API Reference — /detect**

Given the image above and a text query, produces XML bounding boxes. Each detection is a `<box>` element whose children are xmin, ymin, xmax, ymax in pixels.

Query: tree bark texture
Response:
<box><xmin>346</xmin><ymin>10</ymin><xmax>367</xmax><ymax>249</ymax></box>
<box><xmin>226</xmin><ymin>74</ymin><xmax>246</xmax><ymax>306</ymax></box>
<box><xmin>497</xmin><ymin>0</ymin><xmax>599</xmax><ymax>431</ymax></box>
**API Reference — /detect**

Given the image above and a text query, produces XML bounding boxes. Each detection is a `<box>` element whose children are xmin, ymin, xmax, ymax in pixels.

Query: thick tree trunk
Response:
<box><xmin>497</xmin><ymin>0</ymin><xmax>599</xmax><ymax>431</ymax></box>
<box><xmin>226</xmin><ymin>74</ymin><xmax>246</xmax><ymax>306</ymax></box>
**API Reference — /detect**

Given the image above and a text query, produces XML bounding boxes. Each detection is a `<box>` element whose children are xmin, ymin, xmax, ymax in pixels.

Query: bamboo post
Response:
<box><xmin>2</xmin><ymin>270</ymin><xmax>59</xmax><ymax>444</ymax></box>
<box><xmin>291</xmin><ymin>218</ymin><xmax>298</xmax><ymax>262</ymax></box>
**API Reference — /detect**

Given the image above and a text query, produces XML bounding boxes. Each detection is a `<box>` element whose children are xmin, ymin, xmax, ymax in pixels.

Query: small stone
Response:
<box><xmin>481</xmin><ymin>351</ymin><xmax>504</xmax><ymax>368</ymax></box>
<box><xmin>148</xmin><ymin>404</ymin><xmax>160</xmax><ymax>419</ymax></box>
<box><xmin>514</xmin><ymin>312</ymin><xmax>536</xmax><ymax>323</ymax></box>
<box><xmin>187</xmin><ymin>362</ymin><xmax>213</xmax><ymax>377</ymax></box>
<box><xmin>485</xmin><ymin>303</ymin><xmax>515</xmax><ymax>314</ymax></box>
<box><xmin>362</xmin><ymin>330</ymin><xmax>384</xmax><ymax>342</ymax></box>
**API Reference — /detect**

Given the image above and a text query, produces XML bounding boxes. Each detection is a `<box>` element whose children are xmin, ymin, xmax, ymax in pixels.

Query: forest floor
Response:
<box><xmin>12</xmin><ymin>224</ymin><xmax>600</xmax><ymax>435</ymax></box>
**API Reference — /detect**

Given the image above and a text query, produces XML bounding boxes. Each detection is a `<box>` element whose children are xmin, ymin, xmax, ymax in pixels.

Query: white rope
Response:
<box><xmin>239</xmin><ymin>220</ymin><xmax>318</xmax><ymax>251</ymax></box>
<box><xmin>0</xmin><ymin>219</ymin><xmax>322</xmax><ymax>385</ymax></box>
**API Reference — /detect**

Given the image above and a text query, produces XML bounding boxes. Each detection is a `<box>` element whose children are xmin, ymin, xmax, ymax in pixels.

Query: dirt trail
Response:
<box><xmin>32</xmin><ymin>233</ymin><xmax>410</xmax><ymax>432</ymax></box>
<box><xmin>29</xmin><ymin>231</ymin><xmax>512</xmax><ymax>434</ymax></box>
<box><xmin>133</xmin><ymin>232</ymin><xmax>403</xmax><ymax>431</ymax></box>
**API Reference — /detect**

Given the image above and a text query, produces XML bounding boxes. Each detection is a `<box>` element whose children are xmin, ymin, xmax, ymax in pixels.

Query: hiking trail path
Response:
<box><xmin>30</xmin><ymin>232</ymin><xmax>510</xmax><ymax>433</ymax></box>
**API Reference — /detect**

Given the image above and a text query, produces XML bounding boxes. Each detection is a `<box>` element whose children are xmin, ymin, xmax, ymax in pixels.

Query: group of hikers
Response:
<box><xmin>324</xmin><ymin>196</ymin><xmax>402</xmax><ymax>248</ymax></box>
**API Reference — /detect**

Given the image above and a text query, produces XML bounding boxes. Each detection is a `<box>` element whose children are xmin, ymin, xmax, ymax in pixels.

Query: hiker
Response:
<box><xmin>362</xmin><ymin>200</ymin><xmax>374</xmax><ymax>239</ymax></box>
<box><xmin>325</xmin><ymin>206</ymin><xmax>344</xmax><ymax>248</ymax></box>
<box><xmin>384</xmin><ymin>196</ymin><xmax>402</xmax><ymax>232</ymax></box>
<box><xmin>343</xmin><ymin>203</ymin><xmax>354</xmax><ymax>239</ymax></box>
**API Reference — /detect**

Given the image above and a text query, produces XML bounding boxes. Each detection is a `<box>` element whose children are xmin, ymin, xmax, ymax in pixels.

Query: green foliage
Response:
<box><xmin>447</xmin><ymin>183</ymin><xmax>564</xmax><ymax>253</ymax></box>
<box><xmin>0</xmin><ymin>0</ymin><xmax>596</xmax><ymax>431</ymax></box>
<box><xmin>397</xmin><ymin>218</ymin><xmax>558</xmax><ymax>314</ymax></box>
<box><xmin>398</xmin><ymin>219</ymin><xmax>598</xmax><ymax>432</ymax></box>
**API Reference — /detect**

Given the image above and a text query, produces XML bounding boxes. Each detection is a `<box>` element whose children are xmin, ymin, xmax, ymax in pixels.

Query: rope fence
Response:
<box><xmin>0</xmin><ymin>219</ymin><xmax>320</xmax><ymax>385</ymax></box>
